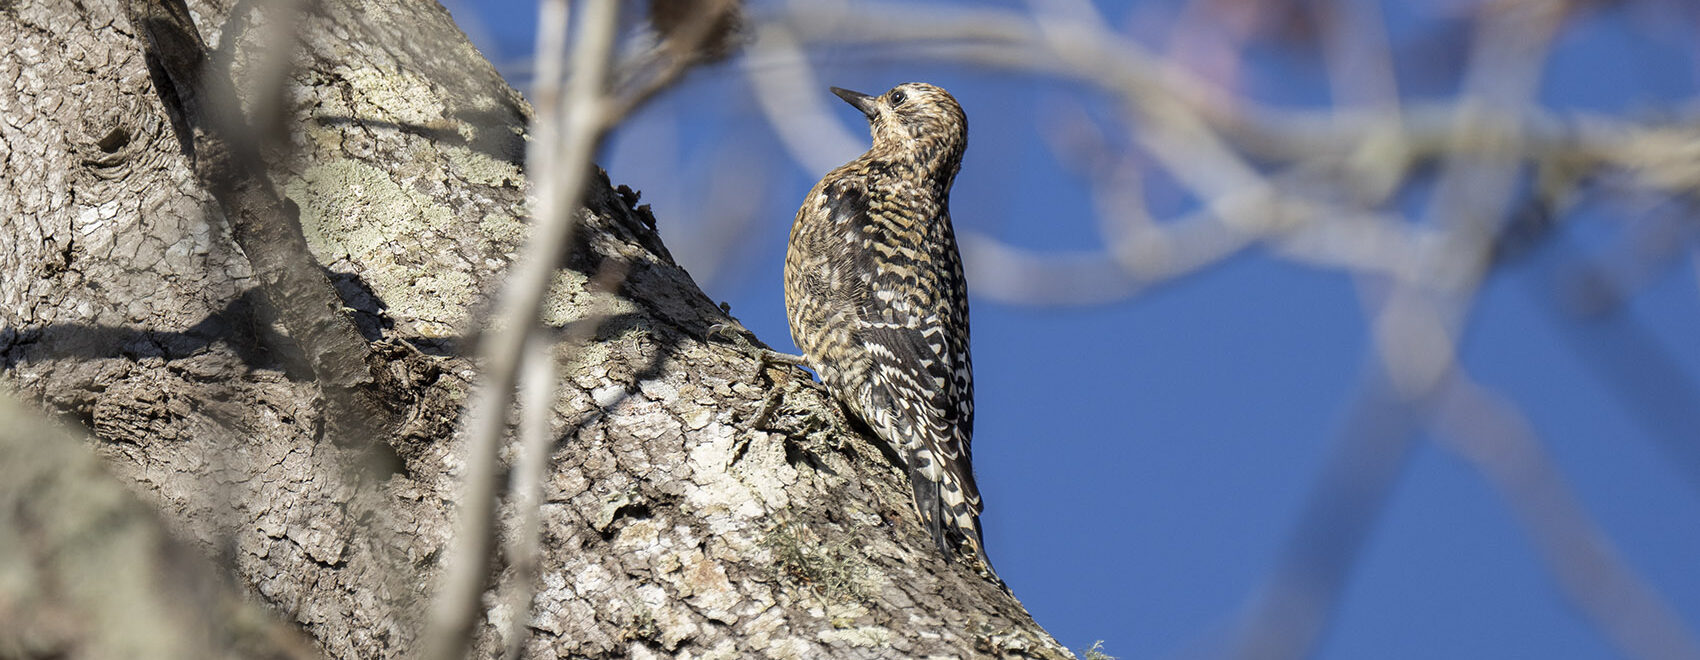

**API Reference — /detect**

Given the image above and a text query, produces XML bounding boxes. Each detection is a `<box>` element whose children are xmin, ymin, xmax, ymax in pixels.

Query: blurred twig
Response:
<box><xmin>502</xmin><ymin>333</ymin><xmax>557</xmax><ymax>660</ymax></box>
<box><xmin>1538</xmin><ymin>225</ymin><xmax>1700</xmax><ymax>493</ymax></box>
<box><xmin>425</xmin><ymin>0</ymin><xmax>616</xmax><ymax>656</ymax></box>
<box><xmin>604</xmin><ymin>0</ymin><xmax>741</xmax><ymax>124</ymax></box>
<box><xmin>428</xmin><ymin>0</ymin><xmax>737</xmax><ymax>656</ymax></box>
<box><xmin>1224</xmin><ymin>379</ymin><xmax>1428</xmax><ymax>660</ymax></box>
<box><xmin>1435</xmin><ymin>376</ymin><xmax>1700</xmax><ymax>660</ymax></box>
<box><xmin>755</xmin><ymin>1</ymin><xmax>1700</xmax><ymax>307</ymax></box>
<box><xmin>743</xmin><ymin>19</ymin><xmax>866</xmax><ymax>173</ymax></box>
<box><xmin>490</xmin><ymin>13</ymin><xmax>624</xmax><ymax>642</ymax></box>
<box><xmin>1225</xmin><ymin>2</ymin><xmax>1576</xmax><ymax>657</ymax></box>
<box><xmin>499</xmin><ymin>261</ymin><xmax>625</xmax><ymax>660</ymax></box>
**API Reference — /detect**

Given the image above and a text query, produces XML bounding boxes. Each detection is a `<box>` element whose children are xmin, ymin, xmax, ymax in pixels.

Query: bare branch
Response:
<box><xmin>425</xmin><ymin>0</ymin><xmax>619</xmax><ymax>656</ymax></box>
<box><xmin>603</xmin><ymin>0</ymin><xmax>742</xmax><ymax>124</ymax></box>
<box><xmin>431</xmin><ymin>0</ymin><xmax>742</xmax><ymax>654</ymax></box>
<box><xmin>753</xmin><ymin>1</ymin><xmax>1700</xmax><ymax>310</ymax></box>
<box><xmin>499</xmin><ymin>260</ymin><xmax>626</xmax><ymax>659</ymax></box>
<box><xmin>1435</xmin><ymin>377</ymin><xmax>1700</xmax><ymax>660</ymax></box>
<box><xmin>743</xmin><ymin>21</ymin><xmax>867</xmax><ymax>174</ymax></box>
<box><xmin>1221</xmin><ymin>382</ymin><xmax>1427</xmax><ymax>660</ymax></box>
<box><xmin>1225</xmin><ymin>3</ymin><xmax>1568</xmax><ymax>656</ymax></box>
<box><xmin>501</xmin><ymin>332</ymin><xmax>557</xmax><ymax>660</ymax></box>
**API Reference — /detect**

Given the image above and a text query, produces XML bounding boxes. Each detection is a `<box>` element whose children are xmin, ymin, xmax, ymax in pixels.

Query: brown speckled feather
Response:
<box><xmin>784</xmin><ymin>83</ymin><xmax>983</xmax><ymax>563</ymax></box>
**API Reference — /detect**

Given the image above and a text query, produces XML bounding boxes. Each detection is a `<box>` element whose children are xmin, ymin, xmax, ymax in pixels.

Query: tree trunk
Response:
<box><xmin>0</xmin><ymin>1</ymin><xmax>1072</xmax><ymax>658</ymax></box>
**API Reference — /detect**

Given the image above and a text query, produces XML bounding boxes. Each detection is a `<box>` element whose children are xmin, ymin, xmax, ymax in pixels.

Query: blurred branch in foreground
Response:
<box><xmin>1436</xmin><ymin>376</ymin><xmax>1700</xmax><ymax>660</ymax></box>
<box><xmin>726</xmin><ymin>1</ymin><xmax>1700</xmax><ymax>658</ymax></box>
<box><xmin>750</xmin><ymin>1</ymin><xmax>1700</xmax><ymax>307</ymax></box>
<box><xmin>430</xmin><ymin>0</ymin><xmax>742</xmax><ymax>657</ymax></box>
<box><xmin>0</xmin><ymin>395</ymin><xmax>319</xmax><ymax>660</ymax></box>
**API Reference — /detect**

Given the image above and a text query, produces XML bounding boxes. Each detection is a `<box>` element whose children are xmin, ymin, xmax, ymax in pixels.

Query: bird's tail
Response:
<box><xmin>907</xmin><ymin>446</ymin><xmax>990</xmax><ymax>570</ymax></box>
<box><xmin>861</xmin><ymin>374</ymin><xmax>991</xmax><ymax>570</ymax></box>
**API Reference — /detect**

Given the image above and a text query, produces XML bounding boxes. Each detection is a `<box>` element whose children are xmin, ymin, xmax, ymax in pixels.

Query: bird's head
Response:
<box><xmin>831</xmin><ymin>83</ymin><xmax>967</xmax><ymax>181</ymax></box>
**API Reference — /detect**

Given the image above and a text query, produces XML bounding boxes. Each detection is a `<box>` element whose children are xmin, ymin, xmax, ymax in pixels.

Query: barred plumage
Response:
<box><xmin>784</xmin><ymin>83</ymin><xmax>984</xmax><ymax>563</ymax></box>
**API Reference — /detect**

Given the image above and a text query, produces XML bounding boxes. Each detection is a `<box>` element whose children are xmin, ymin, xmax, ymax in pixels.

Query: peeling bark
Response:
<box><xmin>0</xmin><ymin>1</ymin><xmax>1072</xmax><ymax>658</ymax></box>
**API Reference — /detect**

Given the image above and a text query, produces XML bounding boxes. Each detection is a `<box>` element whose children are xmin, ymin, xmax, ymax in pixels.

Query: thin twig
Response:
<box><xmin>1223</xmin><ymin>382</ymin><xmax>1427</xmax><ymax>659</ymax></box>
<box><xmin>1435</xmin><ymin>376</ymin><xmax>1700</xmax><ymax>660</ymax></box>
<box><xmin>743</xmin><ymin>21</ymin><xmax>866</xmax><ymax>174</ymax></box>
<box><xmin>1225</xmin><ymin>3</ymin><xmax>1567</xmax><ymax>657</ymax></box>
<box><xmin>424</xmin><ymin>0</ymin><xmax>619</xmax><ymax>657</ymax></box>
<box><xmin>491</xmin><ymin>3</ymin><xmax>572</xmax><ymax>654</ymax></box>
<box><xmin>429</xmin><ymin>0</ymin><xmax>744</xmax><ymax>653</ymax></box>
<box><xmin>602</xmin><ymin>0</ymin><xmax>740</xmax><ymax>124</ymax></box>
<box><xmin>1537</xmin><ymin>230</ymin><xmax>1700</xmax><ymax>493</ymax></box>
<box><xmin>499</xmin><ymin>261</ymin><xmax>625</xmax><ymax>660</ymax></box>
<box><xmin>501</xmin><ymin>332</ymin><xmax>557</xmax><ymax>660</ymax></box>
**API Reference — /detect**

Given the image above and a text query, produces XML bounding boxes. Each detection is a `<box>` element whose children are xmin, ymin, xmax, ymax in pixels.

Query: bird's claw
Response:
<box><xmin>706</xmin><ymin>322</ymin><xmax>756</xmax><ymax>350</ymax></box>
<box><xmin>707</xmin><ymin>323</ymin><xmax>809</xmax><ymax>372</ymax></box>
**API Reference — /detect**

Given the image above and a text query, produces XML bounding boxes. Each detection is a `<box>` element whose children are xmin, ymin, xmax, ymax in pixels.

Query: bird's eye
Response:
<box><xmin>889</xmin><ymin>90</ymin><xmax>907</xmax><ymax>106</ymax></box>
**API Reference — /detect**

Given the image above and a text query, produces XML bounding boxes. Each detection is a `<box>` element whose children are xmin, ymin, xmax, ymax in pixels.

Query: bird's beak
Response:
<box><xmin>831</xmin><ymin>87</ymin><xmax>880</xmax><ymax>121</ymax></box>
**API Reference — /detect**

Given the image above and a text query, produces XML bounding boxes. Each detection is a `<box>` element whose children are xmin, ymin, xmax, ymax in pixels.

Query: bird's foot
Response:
<box><xmin>706</xmin><ymin>323</ymin><xmax>809</xmax><ymax>371</ymax></box>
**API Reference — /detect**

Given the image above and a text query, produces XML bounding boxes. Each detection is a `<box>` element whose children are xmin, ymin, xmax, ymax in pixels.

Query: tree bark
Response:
<box><xmin>0</xmin><ymin>1</ymin><xmax>1073</xmax><ymax>658</ymax></box>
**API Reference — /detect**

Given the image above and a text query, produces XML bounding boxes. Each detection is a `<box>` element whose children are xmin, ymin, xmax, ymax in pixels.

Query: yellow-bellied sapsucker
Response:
<box><xmin>785</xmin><ymin>83</ymin><xmax>984</xmax><ymax>563</ymax></box>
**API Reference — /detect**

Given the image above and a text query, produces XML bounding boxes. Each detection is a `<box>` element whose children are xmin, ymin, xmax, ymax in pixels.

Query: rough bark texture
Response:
<box><xmin>0</xmin><ymin>1</ymin><xmax>1073</xmax><ymax>658</ymax></box>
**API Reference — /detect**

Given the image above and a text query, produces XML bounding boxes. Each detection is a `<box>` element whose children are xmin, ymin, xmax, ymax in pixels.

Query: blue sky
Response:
<box><xmin>446</xmin><ymin>1</ymin><xmax>1700</xmax><ymax>657</ymax></box>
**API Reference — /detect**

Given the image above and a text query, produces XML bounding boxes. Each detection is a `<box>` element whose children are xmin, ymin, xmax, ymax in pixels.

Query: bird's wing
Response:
<box><xmin>857</xmin><ymin>321</ymin><xmax>983</xmax><ymax>553</ymax></box>
<box><xmin>858</xmin><ymin>193</ymin><xmax>983</xmax><ymax>540</ymax></box>
<box><xmin>809</xmin><ymin>175</ymin><xmax>984</xmax><ymax>555</ymax></box>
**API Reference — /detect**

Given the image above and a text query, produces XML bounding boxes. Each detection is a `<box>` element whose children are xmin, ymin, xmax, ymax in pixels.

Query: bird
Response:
<box><xmin>783</xmin><ymin>82</ymin><xmax>985</xmax><ymax>565</ymax></box>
